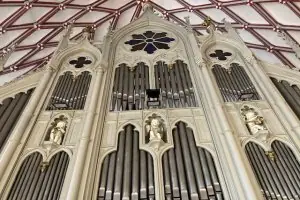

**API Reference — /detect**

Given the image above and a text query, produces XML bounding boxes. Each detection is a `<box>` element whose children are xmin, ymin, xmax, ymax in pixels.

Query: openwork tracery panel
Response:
<box><xmin>212</xmin><ymin>63</ymin><xmax>260</xmax><ymax>102</ymax></box>
<box><xmin>0</xmin><ymin>88</ymin><xmax>34</xmax><ymax>150</ymax></box>
<box><xmin>271</xmin><ymin>78</ymin><xmax>300</xmax><ymax>120</ymax></box>
<box><xmin>110</xmin><ymin>63</ymin><xmax>149</xmax><ymax>111</ymax></box>
<box><xmin>7</xmin><ymin>151</ymin><xmax>69</xmax><ymax>200</ymax></box>
<box><xmin>98</xmin><ymin>124</ymin><xmax>155</xmax><ymax>199</ymax></box>
<box><xmin>162</xmin><ymin>122</ymin><xmax>223</xmax><ymax>199</ymax></box>
<box><xmin>47</xmin><ymin>71</ymin><xmax>92</xmax><ymax>110</ymax></box>
<box><xmin>154</xmin><ymin>60</ymin><xmax>197</xmax><ymax>108</ymax></box>
<box><xmin>245</xmin><ymin>141</ymin><xmax>300</xmax><ymax>199</ymax></box>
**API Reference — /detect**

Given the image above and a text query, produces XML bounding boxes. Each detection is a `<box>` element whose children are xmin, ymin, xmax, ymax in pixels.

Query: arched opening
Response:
<box><xmin>212</xmin><ymin>63</ymin><xmax>260</xmax><ymax>102</ymax></box>
<box><xmin>245</xmin><ymin>141</ymin><xmax>300</xmax><ymax>199</ymax></box>
<box><xmin>162</xmin><ymin>122</ymin><xmax>223</xmax><ymax>199</ymax></box>
<box><xmin>97</xmin><ymin>124</ymin><xmax>155</xmax><ymax>199</ymax></box>
<box><xmin>0</xmin><ymin>88</ymin><xmax>35</xmax><ymax>151</ymax></box>
<box><xmin>7</xmin><ymin>151</ymin><xmax>69</xmax><ymax>200</ymax></box>
<box><xmin>47</xmin><ymin>71</ymin><xmax>92</xmax><ymax>110</ymax></box>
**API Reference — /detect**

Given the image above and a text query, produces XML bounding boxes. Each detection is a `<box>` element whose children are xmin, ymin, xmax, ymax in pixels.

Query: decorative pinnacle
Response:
<box><xmin>202</xmin><ymin>17</ymin><xmax>212</xmax><ymax>27</ymax></box>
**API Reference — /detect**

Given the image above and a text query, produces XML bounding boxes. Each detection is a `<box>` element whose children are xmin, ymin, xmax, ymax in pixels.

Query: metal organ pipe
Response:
<box><xmin>0</xmin><ymin>89</ymin><xmax>34</xmax><ymax>150</ymax></box>
<box><xmin>162</xmin><ymin>122</ymin><xmax>224</xmax><ymax>199</ymax></box>
<box><xmin>245</xmin><ymin>141</ymin><xmax>300</xmax><ymax>199</ymax></box>
<box><xmin>97</xmin><ymin>125</ymin><xmax>155</xmax><ymax>200</ymax></box>
<box><xmin>47</xmin><ymin>71</ymin><xmax>91</xmax><ymax>110</ymax></box>
<box><xmin>212</xmin><ymin>64</ymin><xmax>260</xmax><ymax>102</ymax></box>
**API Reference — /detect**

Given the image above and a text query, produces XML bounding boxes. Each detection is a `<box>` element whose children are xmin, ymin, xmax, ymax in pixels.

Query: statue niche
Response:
<box><xmin>45</xmin><ymin>115</ymin><xmax>68</xmax><ymax>145</ymax></box>
<box><xmin>145</xmin><ymin>114</ymin><xmax>166</xmax><ymax>150</ymax></box>
<box><xmin>241</xmin><ymin>105</ymin><xmax>269</xmax><ymax>142</ymax></box>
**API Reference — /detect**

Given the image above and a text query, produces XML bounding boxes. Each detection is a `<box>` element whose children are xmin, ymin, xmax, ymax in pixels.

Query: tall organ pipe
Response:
<box><xmin>0</xmin><ymin>89</ymin><xmax>34</xmax><ymax>150</ymax></box>
<box><xmin>97</xmin><ymin>125</ymin><xmax>155</xmax><ymax>200</ymax></box>
<box><xmin>271</xmin><ymin>78</ymin><xmax>300</xmax><ymax>119</ymax></box>
<box><xmin>7</xmin><ymin>152</ymin><xmax>69</xmax><ymax>200</ymax></box>
<box><xmin>245</xmin><ymin>141</ymin><xmax>300</xmax><ymax>199</ymax></box>
<box><xmin>162</xmin><ymin>122</ymin><xmax>223</xmax><ymax>199</ymax></box>
<box><xmin>212</xmin><ymin>64</ymin><xmax>260</xmax><ymax>102</ymax></box>
<box><xmin>47</xmin><ymin>71</ymin><xmax>91</xmax><ymax>110</ymax></box>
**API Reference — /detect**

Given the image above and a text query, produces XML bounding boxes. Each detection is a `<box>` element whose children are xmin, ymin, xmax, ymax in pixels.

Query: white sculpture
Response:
<box><xmin>146</xmin><ymin>118</ymin><xmax>164</xmax><ymax>141</ymax></box>
<box><xmin>49</xmin><ymin>120</ymin><xmax>67</xmax><ymax>145</ymax></box>
<box><xmin>241</xmin><ymin>106</ymin><xmax>267</xmax><ymax>135</ymax></box>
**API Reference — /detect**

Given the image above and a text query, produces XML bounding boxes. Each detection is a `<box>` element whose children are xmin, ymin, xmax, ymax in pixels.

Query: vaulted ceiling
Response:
<box><xmin>0</xmin><ymin>0</ymin><xmax>300</xmax><ymax>84</ymax></box>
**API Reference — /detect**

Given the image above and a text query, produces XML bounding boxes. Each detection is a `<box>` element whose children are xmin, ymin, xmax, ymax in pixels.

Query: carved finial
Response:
<box><xmin>184</xmin><ymin>16</ymin><xmax>193</xmax><ymax>32</ymax></box>
<box><xmin>40</xmin><ymin>162</ymin><xmax>49</xmax><ymax>172</ymax></box>
<box><xmin>0</xmin><ymin>43</ymin><xmax>16</xmax><ymax>71</ymax></box>
<box><xmin>278</xmin><ymin>31</ymin><xmax>300</xmax><ymax>60</ymax></box>
<box><xmin>81</xmin><ymin>25</ymin><xmax>95</xmax><ymax>40</ymax></box>
<box><xmin>222</xmin><ymin>18</ymin><xmax>233</xmax><ymax>32</ymax></box>
<box><xmin>202</xmin><ymin>17</ymin><xmax>215</xmax><ymax>34</ymax></box>
<box><xmin>143</xmin><ymin>3</ymin><xmax>154</xmax><ymax>13</ymax></box>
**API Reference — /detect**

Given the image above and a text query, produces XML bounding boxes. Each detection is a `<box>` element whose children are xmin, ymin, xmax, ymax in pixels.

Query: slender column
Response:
<box><xmin>199</xmin><ymin>63</ymin><xmax>260</xmax><ymax>199</ymax></box>
<box><xmin>246</xmin><ymin>59</ymin><xmax>300</xmax><ymax>145</ymax></box>
<box><xmin>66</xmin><ymin>67</ymin><xmax>105</xmax><ymax>200</ymax></box>
<box><xmin>0</xmin><ymin>67</ymin><xmax>55</xmax><ymax>180</ymax></box>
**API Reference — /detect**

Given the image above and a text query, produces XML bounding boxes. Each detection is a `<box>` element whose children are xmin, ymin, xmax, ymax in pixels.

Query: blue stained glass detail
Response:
<box><xmin>125</xmin><ymin>31</ymin><xmax>175</xmax><ymax>54</ymax></box>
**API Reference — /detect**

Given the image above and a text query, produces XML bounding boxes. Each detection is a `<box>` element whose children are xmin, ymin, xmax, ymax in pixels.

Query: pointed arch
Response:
<box><xmin>245</xmin><ymin>141</ymin><xmax>300</xmax><ymax>199</ymax></box>
<box><xmin>162</xmin><ymin>121</ymin><xmax>223</xmax><ymax>199</ymax></box>
<box><xmin>97</xmin><ymin>124</ymin><xmax>155</xmax><ymax>199</ymax></box>
<box><xmin>7</xmin><ymin>151</ymin><xmax>69</xmax><ymax>200</ymax></box>
<box><xmin>46</xmin><ymin>71</ymin><xmax>92</xmax><ymax>110</ymax></box>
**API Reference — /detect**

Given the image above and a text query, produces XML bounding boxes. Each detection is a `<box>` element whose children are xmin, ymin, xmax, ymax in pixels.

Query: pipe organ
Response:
<box><xmin>2</xmin><ymin>5</ymin><xmax>300</xmax><ymax>200</ymax></box>
<box><xmin>47</xmin><ymin>71</ymin><xmax>92</xmax><ymax>110</ymax></box>
<box><xmin>271</xmin><ymin>78</ymin><xmax>300</xmax><ymax>119</ymax></box>
<box><xmin>212</xmin><ymin>63</ymin><xmax>260</xmax><ymax>102</ymax></box>
<box><xmin>97</xmin><ymin>125</ymin><xmax>155</xmax><ymax>200</ymax></box>
<box><xmin>7</xmin><ymin>151</ymin><xmax>69</xmax><ymax>200</ymax></box>
<box><xmin>245</xmin><ymin>141</ymin><xmax>300</xmax><ymax>199</ymax></box>
<box><xmin>0</xmin><ymin>88</ymin><xmax>34</xmax><ymax>150</ymax></box>
<box><xmin>162</xmin><ymin>122</ymin><xmax>223</xmax><ymax>200</ymax></box>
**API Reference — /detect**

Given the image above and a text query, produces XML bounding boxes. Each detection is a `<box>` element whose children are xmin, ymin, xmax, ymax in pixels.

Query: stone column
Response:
<box><xmin>0</xmin><ymin>67</ymin><xmax>55</xmax><ymax>181</ymax></box>
<box><xmin>245</xmin><ymin>58</ymin><xmax>300</xmax><ymax>146</ymax></box>
<box><xmin>197</xmin><ymin>63</ymin><xmax>261</xmax><ymax>200</ymax></box>
<box><xmin>66</xmin><ymin>67</ymin><xmax>105</xmax><ymax>200</ymax></box>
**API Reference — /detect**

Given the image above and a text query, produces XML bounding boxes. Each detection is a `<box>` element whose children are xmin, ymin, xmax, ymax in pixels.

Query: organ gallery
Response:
<box><xmin>1</xmin><ymin>3</ymin><xmax>300</xmax><ymax>200</ymax></box>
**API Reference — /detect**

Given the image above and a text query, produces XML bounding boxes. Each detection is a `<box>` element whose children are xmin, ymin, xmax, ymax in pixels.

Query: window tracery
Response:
<box><xmin>69</xmin><ymin>57</ymin><xmax>92</xmax><ymax>68</ymax></box>
<box><xmin>125</xmin><ymin>31</ymin><xmax>175</xmax><ymax>54</ymax></box>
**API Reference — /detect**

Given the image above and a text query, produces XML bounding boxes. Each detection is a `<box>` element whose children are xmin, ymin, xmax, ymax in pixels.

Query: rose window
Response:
<box><xmin>125</xmin><ymin>31</ymin><xmax>175</xmax><ymax>54</ymax></box>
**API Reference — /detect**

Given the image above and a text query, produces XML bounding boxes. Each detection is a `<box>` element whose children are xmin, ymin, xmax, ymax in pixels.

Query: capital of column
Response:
<box><xmin>95</xmin><ymin>67</ymin><xmax>106</xmax><ymax>74</ymax></box>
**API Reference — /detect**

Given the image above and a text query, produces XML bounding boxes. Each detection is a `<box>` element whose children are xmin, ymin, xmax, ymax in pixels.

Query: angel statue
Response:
<box><xmin>146</xmin><ymin>118</ymin><xmax>164</xmax><ymax>141</ymax></box>
<box><xmin>241</xmin><ymin>106</ymin><xmax>267</xmax><ymax>135</ymax></box>
<box><xmin>49</xmin><ymin>119</ymin><xmax>67</xmax><ymax>145</ymax></box>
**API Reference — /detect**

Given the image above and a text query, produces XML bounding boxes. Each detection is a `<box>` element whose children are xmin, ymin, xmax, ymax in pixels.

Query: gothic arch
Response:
<box><xmin>162</xmin><ymin>121</ymin><xmax>224</xmax><ymax>199</ymax></box>
<box><xmin>6</xmin><ymin>151</ymin><xmax>69</xmax><ymax>200</ymax></box>
<box><xmin>97</xmin><ymin>124</ymin><xmax>155</xmax><ymax>200</ymax></box>
<box><xmin>245</xmin><ymin>140</ymin><xmax>300</xmax><ymax>199</ymax></box>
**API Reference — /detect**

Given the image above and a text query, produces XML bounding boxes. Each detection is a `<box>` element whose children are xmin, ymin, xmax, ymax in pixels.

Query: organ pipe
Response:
<box><xmin>154</xmin><ymin>60</ymin><xmax>197</xmax><ymax>108</ymax></box>
<box><xmin>271</xmin><ymin>77</ymin><xmax>300</xmax><ymax>119</ymax></box>
<box><xmin>162</xmin><ymin>122</ymin><xmax>223</xmax><ymax>199</ymax></box>
<box><xmin>7</xmin><ymin>151</ymin><xmax>69</xmax><ymax>200</ymax></box>
<box><xmin>0</xmin><ymin>88</ymin><xmax>34</xmax><ymax>150</ymax></box>
<box><xmin>47</xmin><ymin>71</ymin><xmax>92</xmax><ymax>110</ymax></box>
<box><xmin>245</xmin><ymin>141</ymin><xmax>300</xmax><ymax>199</ymax></box>
<box><xmin>110</xmin><ymin>63</ymin><xmax>149</xmax><ymax>111</ymax></box>
<box><xmin>212</xmin><ymin>63</ymin><xmax>260</xmax><ymax>102</ymax></box>
<box><xmin>97</xmin><ymin>125</ymin><xmax>155</xmax><ymax>200</ymax></box>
